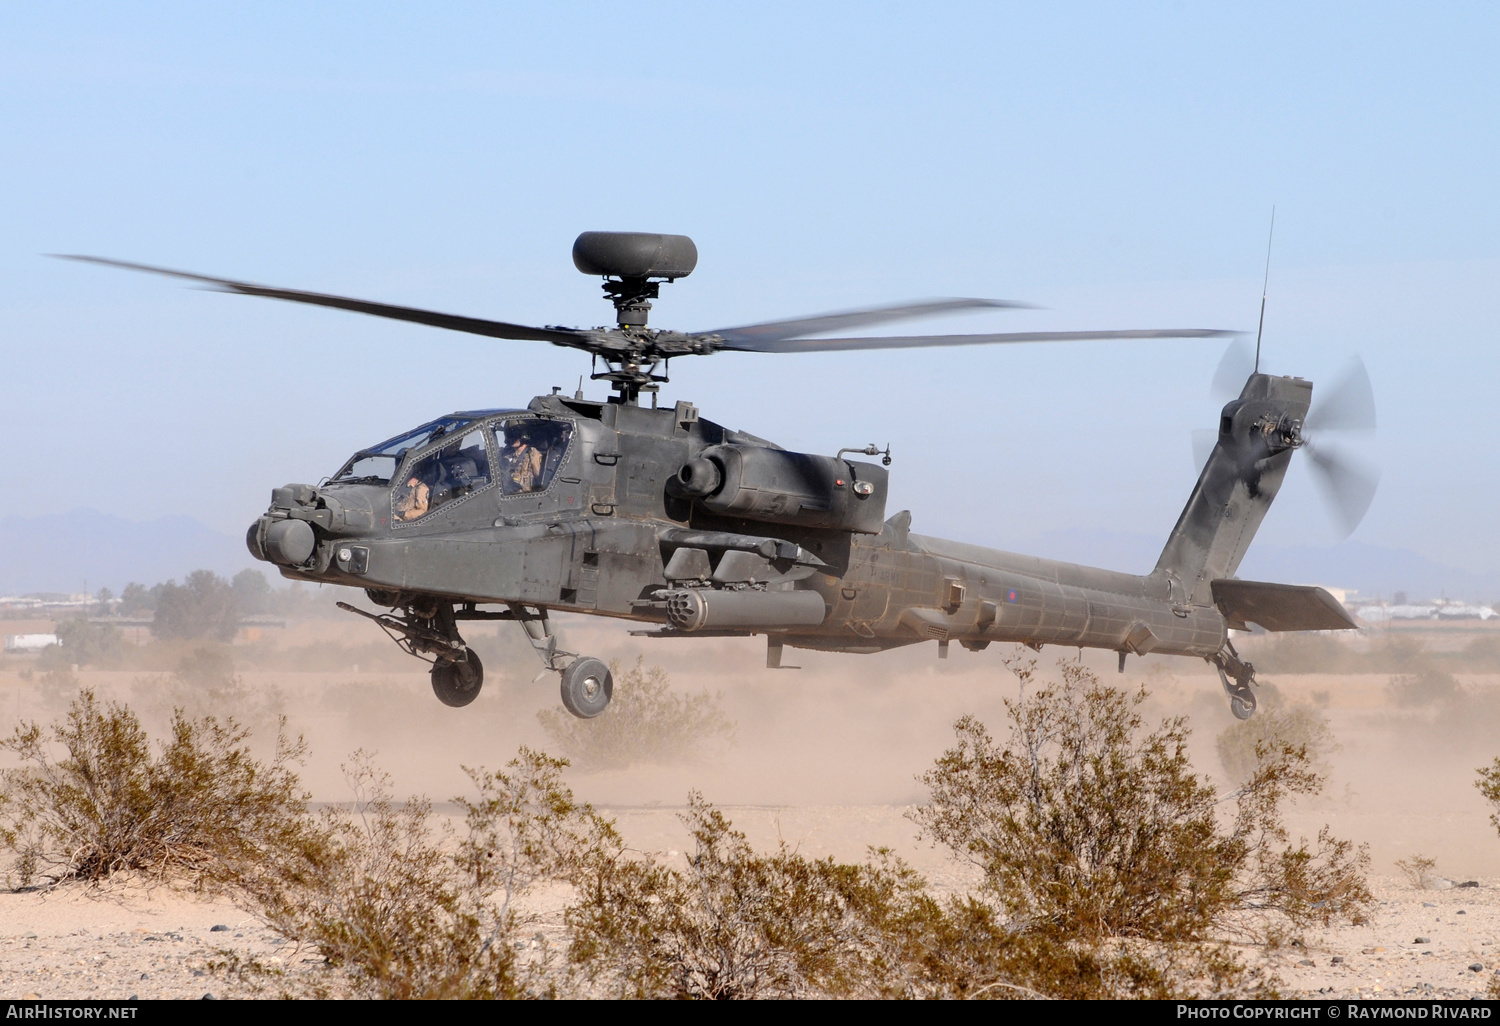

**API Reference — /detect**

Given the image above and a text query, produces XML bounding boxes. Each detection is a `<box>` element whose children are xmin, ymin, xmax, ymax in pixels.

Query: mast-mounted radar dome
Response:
<box><xmin>572</xmin><ymin>232</ymin><xmax>697</xmax><ymax>280</ymax></box>
<box><xmin>572</xmin><ymin>232</ymin><xmax>698</xmax><ymax>331</ymax></box>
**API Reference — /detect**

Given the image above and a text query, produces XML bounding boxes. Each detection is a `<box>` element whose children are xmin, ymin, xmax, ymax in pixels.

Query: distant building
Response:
<box><xmin>1316</xmin><ymin>586</ymin><xmax>1350</xmax><ymax>606</ymax></box>
<box><xmin>1355</xmin><ymin>600</ymin><xmax>1497</xmax><ymax>622</ymax></box>
<box><xmin>0</xmin><ymin>594</ymin><xmax>93</xmax><ymax>616</ymax></box>
<box><xmin>3</xmin><ymin>634</ymin><xmax>60</xmax><ymax>652</ymax></box>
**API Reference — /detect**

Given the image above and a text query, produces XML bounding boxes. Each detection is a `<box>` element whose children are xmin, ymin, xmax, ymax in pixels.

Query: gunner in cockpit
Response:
<box><xmin>394</xmin><ymin>470</ymin><xmax>431</xmax><ymax>521</ymax></box>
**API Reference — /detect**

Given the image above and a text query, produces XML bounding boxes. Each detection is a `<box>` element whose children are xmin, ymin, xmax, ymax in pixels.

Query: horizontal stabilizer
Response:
<box><xmin>1211</xmin><ymin>579</ymin><xmax>1358</xmax><ymax>632</ymax></box>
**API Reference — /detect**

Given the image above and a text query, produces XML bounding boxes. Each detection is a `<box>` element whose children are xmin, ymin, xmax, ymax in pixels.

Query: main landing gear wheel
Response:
<box><xmin>560</xmin><ymin>657</ymin><xmax>613</xmax><ymax>719</ymax></box>
<box><xmin>431</xmin><ymin>651</ymin><xmax>484</xmax><ymax>708</ymax></box>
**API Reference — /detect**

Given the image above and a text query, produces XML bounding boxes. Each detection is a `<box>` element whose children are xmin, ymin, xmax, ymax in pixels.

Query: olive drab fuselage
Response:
<box><xmin>248</xmin><ymin>379</ymin><xmax>1341</xmax><ymax>671</ymax></box>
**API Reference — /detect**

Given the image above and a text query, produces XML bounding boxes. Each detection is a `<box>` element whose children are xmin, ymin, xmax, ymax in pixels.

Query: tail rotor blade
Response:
<box><xmin>1210</xmin><ymin>339</ymin><xmax>1256</xmax><ymax>400</ymax></box>
<box><xmin>1191</xmin><ymin>429</ymin><xmax>1217</xmax><ymax>472</ymax></box>
<box><xmin>1304</xmin><ymin>441</ymin><xmax>1380</xmax><ymax>539</ymax></box>
<box><xmin>1306</xmin><ymin>356</ymin><xmax>1377</xmax><ymax>432</ymax></box>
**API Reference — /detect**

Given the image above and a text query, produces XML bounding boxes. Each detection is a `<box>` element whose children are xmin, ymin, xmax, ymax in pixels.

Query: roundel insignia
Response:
<box><xmin>1006</xmin><ymin>588</ymin><xmax>1019</xmax><ymax>603</ymax></box>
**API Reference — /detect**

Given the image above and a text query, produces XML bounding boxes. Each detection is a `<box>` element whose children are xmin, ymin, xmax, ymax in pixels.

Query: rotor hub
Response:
<box><xmin>601</xmin><ymin>277</ymin><xmax>659</xmax><ymax>329</ymax></box>
<box><xmin>1255</xmin><ymin>412</ymin><xmax>1305</xmax><ymax>451</ymax></box>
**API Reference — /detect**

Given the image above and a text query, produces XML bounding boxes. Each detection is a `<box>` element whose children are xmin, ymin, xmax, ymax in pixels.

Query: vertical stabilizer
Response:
<box><xmin>1156</xmin><ymin>373</ymin><xmax>1312</xmax><ymax>604</ymax></box>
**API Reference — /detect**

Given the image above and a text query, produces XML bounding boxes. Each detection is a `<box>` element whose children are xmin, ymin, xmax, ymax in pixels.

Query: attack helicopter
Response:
<box><xmin>63</xmin><ymin>232</ymin><xmax>1378</xmax><ymax>721</ymax></box>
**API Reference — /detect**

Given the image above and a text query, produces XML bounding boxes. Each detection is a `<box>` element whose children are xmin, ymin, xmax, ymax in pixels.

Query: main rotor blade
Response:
<box><xmin>54</xmin><ymin>255</ymin><xmax>590</xmax><ymax>346</ymax></box>
<box><xmin>1306</xmin><ymin>356</ymin><xmax>1376</xmax><ymax>432</ymax></box>
<box><xmin>721</xmin><ymin>327</ymin><xmax>1239</xmax><ymax>354</ymax></box>
<box><xmin>1305</xmin><ymin>441</ymin><xmax>1380</xmax><ymax>539</ymax></box>
<box><xmin>702</xmin><ymin>298</ymin><xmax>1033</xmax><ymax>346</ymax></box>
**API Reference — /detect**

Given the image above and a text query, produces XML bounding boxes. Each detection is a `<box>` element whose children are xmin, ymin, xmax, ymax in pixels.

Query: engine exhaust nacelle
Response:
<box><xmin>673</xmin><ymin>444</ymin><xmax>888</xmax><ymax>534</ymax></box>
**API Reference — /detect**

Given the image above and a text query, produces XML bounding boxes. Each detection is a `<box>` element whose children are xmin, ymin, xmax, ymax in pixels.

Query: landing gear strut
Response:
<box><xmin>1210</xmin><ymin>641</ymin><xmax>1257</xmax><ymax>720</ymax></box>
<box><xmin>338</xmin><ymin>596</ymin><xmax>616</xmax><ymax>719</ymax></box>
<box><xmin>337</xmin><ymin>597</ymin><xmax>486</xmax><ymax>706</ymax></box>
<box><xmin>506</xmin><ymin>604</ymin><xmax>614</xmax><ymax>720</ymax></box>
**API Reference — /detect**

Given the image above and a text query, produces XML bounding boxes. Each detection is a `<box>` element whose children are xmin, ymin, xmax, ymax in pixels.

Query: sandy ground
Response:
<box><xmin>1</xmin><ymin>614</ymin><xmax>1499</xmax><ymax>999</ymax></box>
<box><xmin>0</xmin><ymin>849</ymin><xmax>1493</xmax><ymax>999</ymax></box>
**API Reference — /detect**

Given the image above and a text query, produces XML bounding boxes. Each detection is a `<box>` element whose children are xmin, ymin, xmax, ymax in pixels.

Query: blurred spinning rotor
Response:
<box><xmin>1193</xmin><ymin>341</ymin><xmax>1378</xmax><ymax>540</ymax></box>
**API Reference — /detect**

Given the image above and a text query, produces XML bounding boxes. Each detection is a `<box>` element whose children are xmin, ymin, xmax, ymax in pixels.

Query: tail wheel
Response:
<box><xmin>1215</xmin><ymin>663</ymin><xmax>1257</xmax><ymax>720</ymax></box>
<box><xmin>559</xmin><ymin>657</ymin><xmax>613</xmax><ymax>719</ymax></box>
<box><xmin>431</xmin><ymin>651</ymin><xmax>484</xmax><ymax>707</ymax></box>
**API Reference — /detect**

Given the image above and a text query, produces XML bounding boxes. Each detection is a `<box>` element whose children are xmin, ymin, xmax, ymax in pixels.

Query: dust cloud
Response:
<box><xmin>5</xmin><ymin>611</ymin><xmax>1500</xmax><ymax>883</ymax></box>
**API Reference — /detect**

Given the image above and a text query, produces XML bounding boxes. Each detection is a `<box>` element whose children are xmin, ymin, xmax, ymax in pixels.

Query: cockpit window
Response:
<box><xmin>393</xmin><ymin>429</ymin><xmax>490</xmax><ymax>522</ymax></box>
<box><xmin>495</xmin><ymin>419</ymin><xmax>572</xmax><ymax>495</ymax></box>
<box><xmin>332</xmin><ymin>416</ymin><xmax>475</xmax><ymax>485</ymax></box>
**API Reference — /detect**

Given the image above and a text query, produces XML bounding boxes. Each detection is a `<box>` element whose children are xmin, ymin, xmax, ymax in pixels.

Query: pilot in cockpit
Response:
<box><xmin>502</xmin><ymin>425</ymin><xmax>545</xmax><ymax>493</ymax></box>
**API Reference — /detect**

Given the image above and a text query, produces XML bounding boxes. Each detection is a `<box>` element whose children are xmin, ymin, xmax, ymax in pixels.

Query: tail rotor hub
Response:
<box><xmin>1255</xmin><ymin>412</ymin><xmax>1304</xmax><ymax>452</ymax></box>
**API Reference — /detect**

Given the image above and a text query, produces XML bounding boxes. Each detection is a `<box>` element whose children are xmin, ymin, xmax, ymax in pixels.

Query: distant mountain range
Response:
<box><xmin>2</xmin><ymin>511</ymin><xmax>1495</xmax><ymax>604</ymax></box>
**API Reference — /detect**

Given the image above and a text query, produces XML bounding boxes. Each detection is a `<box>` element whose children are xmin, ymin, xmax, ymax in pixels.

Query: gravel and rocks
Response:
<box><xmin>0</xmin><ymin>860</ymin><xmax>1496</xmax><ymax>1000</ymax></box>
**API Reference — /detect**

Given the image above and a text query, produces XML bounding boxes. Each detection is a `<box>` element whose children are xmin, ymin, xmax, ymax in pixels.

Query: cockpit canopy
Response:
<box><xmin>392</xmin><ymin>428</ymin><xmax>490</xmax><ymax>522</ymax></box>
<box><xmin>332</xmin><ymin>416</ymin><xmax>476</xmax><ymax>485</ymax></box>
<box><xmin>331</xmin><ymin>413</ymin><xmax>575</xmax><ymax>524</ymax></box>
<box><xmin>495</xmin><ymin>419</ymin><xmax>572</xmax><ymax>496</ymax></box>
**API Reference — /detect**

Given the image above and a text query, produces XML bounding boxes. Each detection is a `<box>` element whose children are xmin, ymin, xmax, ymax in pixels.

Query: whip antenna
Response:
<box><xmin>1254</xmin><ymin>206</ymin><xmax>1275</xmax><ymax>373</ymax></box>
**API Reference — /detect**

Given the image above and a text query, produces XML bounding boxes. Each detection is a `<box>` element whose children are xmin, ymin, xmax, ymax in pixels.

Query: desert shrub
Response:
<box><xmin>1365</xmin><ymin>633</ymin><xmax>1431</xmax><ymax>673</ymax></box>
<box><xmin>915</xmin><ymin>660</ymin><xmax>1232</xmax><ymax>941</ymax></box>
<box><xmin>0</xmin><ymin>689</ymin><xmax>310</xmax><ymax>888</ymax></box>
<box><xmin>1384</xmin><ymin>674</ymin><xmax>1500</xmax><ymax>753</ymax></box>
<box><xmin>1457</xmin><ymin>635</ymin><xmax>1500</xmax><ymax>673</ymax></box>
<box><xmin>912</xmin><ymin>656</ymin><xmax>1370</xmax><ymax>945</ymax></box>
<box><xmin>1394</xmin><ymin>853</ymin><xmax>1437</xmax><ymax>889</ymax></box>
<box><xmin>867</xmin><ymin>894</ymin><xmax>1251</xmax><ymax>1000</ymax></box>
<box><xmin>567</xmin><ymin>792</ymin><xmax>897</xmax><ymax>998</ymax></box>
<box><xmin>1245</xmin><ymin>631</ymin><xmax>1442</xmax><ymax>675</ymax></box>
<box><xmin>233</xmin><ymin>748</ymin><xmax>610</xmax><ymax>999</ymax></box>
<box><xmin>564</xmin><ymin>792</ymin><xmax>1234</xmax><ymax>999</ymax></box>
<box><xmin>1387</xmin><ymin>668</ymin><xmax>1464</xmax><ymax>708</ymax></box>
<box><xmin>172</xmin><ymin>645</ymin><xmax>238</xmax><ymax>689</ymax></box>
<box><xmin>1216</xmin><ymin>691</ymin><xmax>1337</xmax><ymax>783</ymax></box>
<box><xmin>30</xmin><ymin>666</ymin><xmax>83</xmax><ymax>716</ymax></box>
<box><xmin>1476</xmin><ymin>759</ymin><xmax>1500</xmax><ymax>840</ymax></box>
<box><xmin>537</xmin><ymin>660</ymin><xmax>734</xmax><ymax>771</ymax></box>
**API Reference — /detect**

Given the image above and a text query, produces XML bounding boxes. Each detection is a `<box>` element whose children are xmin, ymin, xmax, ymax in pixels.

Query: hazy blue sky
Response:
<box><xmin>3</xmin><ymin>3</ymin><xmax>1497</xmax><ymax>576</ymax></box>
